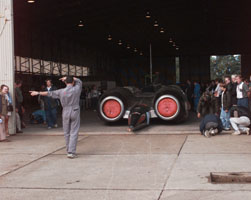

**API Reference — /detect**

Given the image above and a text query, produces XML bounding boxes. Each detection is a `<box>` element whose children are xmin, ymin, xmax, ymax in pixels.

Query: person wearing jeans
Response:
<box><xmin>220</xmin><ymin>83</ymin><xmax>232</xmax><ymax>130</ymax></box>
<box><xmin>230</xmin><ymin>105</ymin><xmax>251</xmax><ymax>135</ymax></box>
<box><xmin>236</xmin><ymin>75</ymin><xmax>249</xmax><ymax>108</ymax></box>
<box><xmin>42</xmin><ymin>80</ymin><xmax>58</xmax><ymax>129</ymax></box>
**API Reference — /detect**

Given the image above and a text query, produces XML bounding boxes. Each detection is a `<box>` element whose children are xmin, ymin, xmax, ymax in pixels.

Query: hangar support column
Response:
<box><xmin>0</xmin><ymin>0</ymin><xmax>16</xmax><ymax>134</ymax></box>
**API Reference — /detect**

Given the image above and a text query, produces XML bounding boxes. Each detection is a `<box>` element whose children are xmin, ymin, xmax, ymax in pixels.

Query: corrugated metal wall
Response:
<box><xmin>0</xmin><ymin>0</ymin><xmax>15</xmax><ymax>134</ymax></box>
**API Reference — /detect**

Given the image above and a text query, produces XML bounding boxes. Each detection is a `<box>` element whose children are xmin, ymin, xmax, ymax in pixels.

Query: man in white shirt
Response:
<box><xmin>236</xmin><ymin>75</ymin><xmax>249</xmax><ymax>108</ymax></box>
<box><xmin>214</xmin><ymin>79</ymin><xmax>222</xmax><ymax>114</ymax></box>
<box><xmin>214</xmin><ymin>79</ymin><xmax>222</xmax><ymax>98</ymax></box>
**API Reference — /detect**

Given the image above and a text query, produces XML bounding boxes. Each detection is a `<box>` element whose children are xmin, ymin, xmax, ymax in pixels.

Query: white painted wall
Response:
<box><xmin>0</xmin><ymin>0</ymin><xmax>15</xmax><ymax>134</ymax></box>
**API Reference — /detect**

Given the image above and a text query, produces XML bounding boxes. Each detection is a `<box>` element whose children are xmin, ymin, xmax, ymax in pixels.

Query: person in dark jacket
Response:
<box><xmin>41</xmin><ymin>79</ymin><xmax>58</xmax><ymax>129</ymax></box>
<box><xmin>231</xmin><ymin>74</ymin><xmax>238</xmax><ymax>105</ymax></box>
<box><xmin>197</xmin><ymin>91</ymin><xmax>219</xmax><ymax>118</ymax></box>
<box><xmin>185</xmin><ymin>80</ymin><xmax>193</xmax><ymax>110</ymax></box>
<box><xmin>128</xmin><ymin>104</ymin><xmax>150</xmax><ymax>132</ymax></box>
<box><xmin>225</xmin><ymin>76</ymin><xmax>233</xmax><ymax>102</ymax></box>
<box><xmin>15</xmin><ymin>79</ymin><xmax>25</xmax><ymax>128</ymax></box>
<box><xmin>220</xmin><ymin>83</ymin><xmax>232</xmax><ymax>130</ymax></box>
<box><xmin>230</xmin><ymin>105</ymin><xmax>251</xmax><ymax>135</ymax></box>
<box><xmin>200</xmin><ymin>114</ymin><xmax>223</xmax><ymax>138</ymax></box>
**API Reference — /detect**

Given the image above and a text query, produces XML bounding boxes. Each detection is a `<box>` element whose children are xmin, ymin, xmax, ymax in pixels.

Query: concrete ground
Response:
<box><xmin>1</xmin><ymin>111</ymin><xmax>251</xmax><ymax>199</ymax></box>
<box><xmin>24</xmin><ymin>110</ymin><xmax>201</xmax><ymax>136</ymax></box>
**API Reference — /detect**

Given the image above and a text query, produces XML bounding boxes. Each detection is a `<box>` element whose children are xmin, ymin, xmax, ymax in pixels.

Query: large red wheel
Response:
<box><xmin>155</xmin><ymin>95</ymin><xmax>180</xmax><ymax>120</ymax></box>
<box><xmin>99</xmin><ymin>96</ymin><xmax>125</xmax><ymax>122</ymax></box>
<box><xmin>103</xmin><ymin>99</ymin><xmax>122</xmax><ymax>118</ymax></box>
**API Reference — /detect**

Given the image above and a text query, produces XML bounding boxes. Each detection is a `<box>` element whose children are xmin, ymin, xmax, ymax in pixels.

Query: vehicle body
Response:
<box><xmin>98</xmin><ymin>85</ymin><xmax>190</xmax><ymax>123</ymax></box>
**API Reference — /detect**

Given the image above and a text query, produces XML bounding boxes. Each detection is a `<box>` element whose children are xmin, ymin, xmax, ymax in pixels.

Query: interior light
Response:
<box><xmin>78</xmin><ymin>20</ymin><xmax>84</xmax><ymax>27</ymax></box>
<box><xmin>154</xmin><ymin>20</ymin><xmax>159</xmax><ymax>27</ymax></box>
<box><xmin>118</xmin><ymin>40</ymin><xmax>122</xmax><ymax>45</ymax></box>
<box><xmin>108</xmin><ymin>34</ymin><xmax>112</xmax><ymax>41</ymax></box>
<box><xmin>145</xmin><ymin>11</ymin><xmax>151</xmax><ymax>19</ymax></box>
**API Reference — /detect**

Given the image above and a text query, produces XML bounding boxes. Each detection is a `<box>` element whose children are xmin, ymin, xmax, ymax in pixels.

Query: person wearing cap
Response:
<box><xmin>30</xmin><ymin>76</ymin><xmax>82</xmax><ymax>159</ymax></box>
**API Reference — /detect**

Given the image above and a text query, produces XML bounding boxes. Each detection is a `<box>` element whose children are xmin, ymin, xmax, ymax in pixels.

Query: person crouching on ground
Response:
<box><xmin>30</xmin><ymin>109</ymin><xmax>46</xmax><ymax>124</ymax></box>
<box><xmin>220</xmin><ymin>83</ymin><xmax>232</xmax><ymax>131</ymax></box>
<box><xmin>128</xmin><ymin>104</ymin><xmax>150</xmax><ymax>132</ymax></box>
<box><xmin>230</xmin><ymin>105</ymin><xmax>251</xmax><ymax>136</ymax></box>
<box><xmin>200</xmin><ymin>114</ymin><xmax>223</xmax><ymax>138</ymax></box>
<box><xmin>30</xmin><ymin>76</ymin><xmax>82</xmax><ymax>159</ymax></box>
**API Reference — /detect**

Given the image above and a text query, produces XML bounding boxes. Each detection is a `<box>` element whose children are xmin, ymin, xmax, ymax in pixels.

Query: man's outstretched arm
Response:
<box><xmin>30</xmin><ymin>76</ymin><xmax>68</xmax><ymax>98</ymax></box>
<box><xmin>30</xmin><ymin>91</ymin><xmax>48</xmax><ymax>96</ymax></box>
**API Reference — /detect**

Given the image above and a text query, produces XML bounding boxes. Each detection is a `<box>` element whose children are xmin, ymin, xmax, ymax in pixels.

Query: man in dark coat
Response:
<box><xmin>197</xmin><ymin>91</ymin><xmax>219</xmax><ymax>118</ymax></box>
<box><xmin>41</xmin><ymin>79</ymin><xmax>58</xmax><ymax>129</ymax></box>
<box><xmin>231</xmin><ymin>74</ymin><xmax>238</xmax><ymax>105</ymax></box>
<box><xmin>185</xmin><ymin>80</ymin><xmax>193</xmax><ymax>110</ymax></box>
<box><xmin>200</xmin><ymin>114</ymin><xmax>223</xmax><ymax>138</ymax></box>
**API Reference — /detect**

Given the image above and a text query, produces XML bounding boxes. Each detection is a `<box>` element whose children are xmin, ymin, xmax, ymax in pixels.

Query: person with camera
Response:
<box><xmin>0</xmin><ymin>85</ymin><xmax>10</xmax><ymax>142</ymax></box>
<box><xmin>197</xmin><ymin>91</ymin><xmax>219</xmax><ymax>119</ymax></box>
<box><xmin>4</xmin><ymin>85</ymin><xmax>15</xmax><ymax>136</ymax></box>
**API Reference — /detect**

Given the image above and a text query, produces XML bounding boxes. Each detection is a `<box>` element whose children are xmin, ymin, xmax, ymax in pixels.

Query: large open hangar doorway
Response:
<box><xmin>1</xmin><ymin>0</ymin><xmax>251</xmax><ymax>134</ymax></box>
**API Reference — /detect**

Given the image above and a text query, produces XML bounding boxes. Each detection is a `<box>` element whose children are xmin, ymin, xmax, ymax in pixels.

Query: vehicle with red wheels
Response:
<box><xmin>97</xmin><ymin>85</ymin><xmax>190</xmax><ymax>123</ymax></box>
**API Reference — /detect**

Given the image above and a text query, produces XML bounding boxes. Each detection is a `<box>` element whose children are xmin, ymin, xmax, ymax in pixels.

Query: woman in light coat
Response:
<box><xmin>0</xmin><ymin>85</ymin><xmax>10</xmax><ymax>142</ymax></box>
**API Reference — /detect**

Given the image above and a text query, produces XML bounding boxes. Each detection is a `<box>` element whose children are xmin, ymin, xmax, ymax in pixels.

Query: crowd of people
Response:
<box><xmin>185</xmin><ymin>74</ymin><xmax>251</xmax><ymax>137</ymax></box>
<box><xmin>30</xmin><ymin>80</ymin><xmax>102</xmax><ymax>128</ymax></box>
<box><xmin>79</xmin><ymin>85</ymin><xmax>101</xmax><ymax>111</ymax></box>
<box><xmin>1</xmin><ymin>73</ymin><xmax>251</xmax><ymax>142</ymax></box>
<box><xmin>0</xmin><ymin>80</ymin><xmax>25</xmax><ymax>142</ymax></box>
<box><xmin>0</xmin><ymin>77</ymin><xmax>103</xmax><ymax>142</ymax></box>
